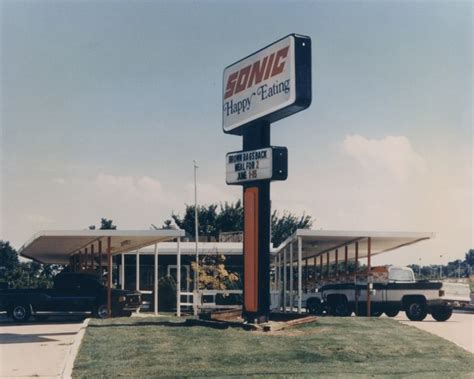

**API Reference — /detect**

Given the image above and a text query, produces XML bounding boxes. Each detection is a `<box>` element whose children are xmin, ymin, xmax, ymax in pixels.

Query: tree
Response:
<box><xmin>172</xmin><ymin>205</ymin><xmax>218</xmax><ymax>241</ymax></box>
<box><xmin>88</xmin><ymin>218</ymin><xmax>117</xmax><ymax>230</ymax></box>
<box><xmin>0</xmin><ymin>241</ymin><xmax>19</xmax><ymax>271</ymax></box>
<box><xmin>271</xmin><ymin>211</ymin><xmax>313</xmax><ymax>247</ymax></box>
<box><xmin>100</xmin><ymin>218</ymin><xmax>117</xmax><ymax>230</ymax></box>
<box><xmin>465</xmin><ymin>249</ymin><xmax>474</xmax><ymax>266</ymax></box>
<box><xmin>171</xmin><ymin>202</ymin><xmax>313</xmax><ymax>245</ymax></box>
<box><xmin>191</xmin><ymin>254</ymin><xmax>239</xmax><ymax>291</ymax></box>
<box><xmin>0</xmin><ymin>240</ymin><xmax>60</xmax><ymax>289</ymax></box>
<box><xmin>162</xmin><ymin>220</ymin><xmax>174</xmax><ymax>229</ymax></box>
<box><xmin>216</xmin><ymin>200</ymin><xmax>243</xmax><ymax>234</ymax></box>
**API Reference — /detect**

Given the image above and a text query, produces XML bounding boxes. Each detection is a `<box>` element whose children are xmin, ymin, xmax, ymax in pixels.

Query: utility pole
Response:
<box><xmin>193</xmin><ymin>160</ymin><xmax>199</xmax><ymax>316</ymax></box>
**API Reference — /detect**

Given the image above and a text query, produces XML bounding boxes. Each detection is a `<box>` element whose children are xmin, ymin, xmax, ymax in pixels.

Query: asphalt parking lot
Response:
<box><xmin>394</xmin><ymin>311</ymin><xmax>474</xmax><ymax>353</ymax></box>
<box><xmin>0</xmin><ymin>315</ymin><xmax>85</xmax><ymax>378</ymax></box>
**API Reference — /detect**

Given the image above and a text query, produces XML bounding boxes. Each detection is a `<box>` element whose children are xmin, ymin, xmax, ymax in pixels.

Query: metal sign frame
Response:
<box><xmin>222</xmin><ymin>34</ymin><xmax>312</xmax><ymax>135</ymax></box>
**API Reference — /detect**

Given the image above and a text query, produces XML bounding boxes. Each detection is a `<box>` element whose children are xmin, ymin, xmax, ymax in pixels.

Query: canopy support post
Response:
<box><xmin>354</xmin><ymin>241</ymin><xmax>359</xmax><ymax>316</ymax></box>
<box><xmin>85</xmin><ymin>248</ymin><xmax>88</xmax><ymax>270</ymax></box>
<box><xmin>335</xmin><ymin>249</ymin><xmax>339</xmax><ymax>277</ymax></box>
<box><xmin>154</xmin><ymin>244</ymin><xmax>159</xmax><ymax>315</ymax></box>
<box><xmin>297</xmin><ymin>236</ymin><xmax>303</xmax><ymax>313</ymax></box>
<box><xmin>121</xmin><ymin>254</ymin><xmax>125</xmax><ymax>290</ymax></box>
<box><xmin>283</xmin><ymin>246</ymin><xmax>287</xmax><ymax>313</ymax></box>
<box><xmin>98</xmin><ymin>241</ymin><xmax>102</xmax><ymax>279</ymax></box>
<box><xmin>176</xmin><ymin>237</ymin><xmax>181</xmax><ymax>317</ymax></box>
<box><xmin>367</xmin><ymin>237</ymin><xmax>372</xmax><ymax>317</ymax></box>
<box><xmin>344</xmin><ymin>245</ymin><xmax>348</xmax><ymax>275</ymax></box>
<box><xmin>289</xmin><ymin>242</ymin><xmax>294</xmax><ymax>312</ymax></box>
<box><xmin>90</xmin><ymin>245</ymin><xmax>94</xmax><ymax>270</ymax></box>
<box><xmin>107</xmin><ymin>236</ymin><xmax>112</xmax><ymax>318</ymax></box>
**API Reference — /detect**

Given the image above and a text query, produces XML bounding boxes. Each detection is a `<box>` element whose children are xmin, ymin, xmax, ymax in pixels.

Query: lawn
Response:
<box><xmin>73</xmin><ymin>316</ymin><xmax>473</xmax><ymax>378</ymax></box>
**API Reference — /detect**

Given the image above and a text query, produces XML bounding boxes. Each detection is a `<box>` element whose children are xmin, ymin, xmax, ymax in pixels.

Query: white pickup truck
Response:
<box><xmin>302</xmin><ymin>266</ymin><xmax>471</xmax><ymax>321</ymax></box>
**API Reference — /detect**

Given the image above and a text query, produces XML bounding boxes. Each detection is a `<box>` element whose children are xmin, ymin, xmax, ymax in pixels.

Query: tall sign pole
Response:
<box><xmin>223</xmin><ymin>34</ymin><xmax>311</xmax><ymax>323</ymax></box>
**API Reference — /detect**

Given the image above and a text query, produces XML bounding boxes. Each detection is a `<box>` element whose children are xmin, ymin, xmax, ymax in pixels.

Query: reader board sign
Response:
<box><xmin>226</xmin><ymin>147</ymin><xmax>288</xmax><ymax>185</ymax></box>
<box><xmin>222</xmin><ymin>34</ymin><xmax>311</xmax><ymax>135</ymax></box>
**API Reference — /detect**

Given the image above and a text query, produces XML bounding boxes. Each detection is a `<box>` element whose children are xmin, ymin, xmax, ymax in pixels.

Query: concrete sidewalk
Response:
<box><xmin>395</xmin><ymin>312</ymin><xmax>474</xmax><ymax>353</ymax></box>
<box><xmin>0</xmin><ymin>318</ymin><xmax>85</xmax><ymax>378</ymax></box>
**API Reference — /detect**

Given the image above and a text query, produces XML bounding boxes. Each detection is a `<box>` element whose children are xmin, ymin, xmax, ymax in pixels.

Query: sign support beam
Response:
<box><xmin>242</xmin><ymin>121</ymin><xmax>271</xmax><ymax>323</ymax></box>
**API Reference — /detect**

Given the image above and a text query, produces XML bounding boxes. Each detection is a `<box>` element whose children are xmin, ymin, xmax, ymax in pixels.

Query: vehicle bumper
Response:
<box><xmin>427</xmin><ymin>299</ymin><xmax>469</xmax><ymax>308</ymax></box>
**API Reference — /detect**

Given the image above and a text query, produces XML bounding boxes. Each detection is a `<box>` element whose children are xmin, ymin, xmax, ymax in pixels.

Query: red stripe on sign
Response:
<box><xmin>244</xmin><ymin>187</ymin><xmax>259</xmax><ymax>313</ymax></box>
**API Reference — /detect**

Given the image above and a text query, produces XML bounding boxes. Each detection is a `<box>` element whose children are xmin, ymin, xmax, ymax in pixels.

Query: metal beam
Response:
<box><xmin>98</xmin><ymin>240</ymin><xmax>102</xmax><ymax>278</ymax></box>
<box><xmin>136</xmin><ymin>251</ymin><xmax>140</xmax><ymax>292</ymax></box>
<box><xmin>367</xmin><ymin>237</ymin><xmax>372</xmax><ymax>317</ymax></box>
<box><xmin>283</xmin><ymin>247</ymin><xmax>287</xmax><ymax>312</ymax></box>
<box><xmin>354</xmin><ymin>241</ymin><xmax>359</xmax><ymax>316</ymax></box>
<box><xmin>289</xmin><ymin>242</ymin><xmax>294</xmax><ymax>312</ymax></box>
<box><xmin>176</xmin><ymin>237</ymin><xmax>181</xmax><ymax>317</ymax></box>
<box><xmin>121</xmin><ymin>254</ymin><xmax>125</xmax><ymax>290</ymax></box>
<box><xmin>297</xmin><ymin>236</ymin><xmax>303</xmax><ymax>313</ymax></box>
<box><xmin>107</xmin><ymin>237</ymin><xmax>112</xmax><ymax>318</ymax></box>
<box><xmin>154</xmin><ymin>244</ymin><xmax>158</xmax><ymax>315</ymax></box>
<box><xmin>344</xmin><ymin>245</ymin><xmax>348</xmax><ymax>274</ymax></box>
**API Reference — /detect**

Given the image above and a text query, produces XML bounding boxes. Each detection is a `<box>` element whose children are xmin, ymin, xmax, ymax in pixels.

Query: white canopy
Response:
<box><xmin>274</xmin><ymin>229</ymin><xmax>434</xmax><ymax>263</ymax></box>
<box><xmin>19</xmin><ymin>229</ymin><xmax>185</xmax><ymax>264</ymax></box>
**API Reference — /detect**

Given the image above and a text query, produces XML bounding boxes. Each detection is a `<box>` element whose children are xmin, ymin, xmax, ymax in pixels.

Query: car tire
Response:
<box><xmin>405</xmin><ymin>301</ymin><xmax>427</xmax><ymax>321</ymax></box>
<box><xmin>11</xmin><ymin>304</ymin><xmax>32</xmax><ymax>322</ymax></box>
<box><xmin>307</xmin><ymin>299</ymin><xmax>323</xmax><ymax>315</ymax></box>
<box><xmin>384</xmin><ymin>309</ymin><xmax>399</xmax><ymax>318</ymax></box>
<box><xmin>331</xmin><ymin>299</ymin><xmax>351</xmax><ymax>317</ymax></box>
<box><xmin>431</xmin><ymin>306</ymin><xmax>453</xmax><ymax>322</ymax></box>
<box><xmin>95</xmin><ymin>304</ymin><xmax>110</xmax><ymax>319</ymax></box>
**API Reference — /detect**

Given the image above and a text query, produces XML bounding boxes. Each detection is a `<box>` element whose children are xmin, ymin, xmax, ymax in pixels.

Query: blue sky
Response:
<box><xmin>1</xmin><ymin>1</ymin><xmax>472</xmax><ymax>265</ymax></box>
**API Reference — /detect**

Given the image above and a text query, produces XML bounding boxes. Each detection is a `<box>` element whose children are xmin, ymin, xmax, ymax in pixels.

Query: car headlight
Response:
<box><xmin>118</xmin><ymin>295</ymin><xmax>126</xmax><ymax>302</ymax></box>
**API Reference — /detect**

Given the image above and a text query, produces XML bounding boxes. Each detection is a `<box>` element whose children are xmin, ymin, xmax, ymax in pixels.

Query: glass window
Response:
<box><xmin>389</xmin><ymin>267</ymin><xmax>414</xmax><ymax>282</ymax></box>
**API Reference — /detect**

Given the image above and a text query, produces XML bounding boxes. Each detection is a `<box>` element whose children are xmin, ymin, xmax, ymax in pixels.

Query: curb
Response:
<box><xmin>61</xmin><ymin>318</ymin><xmax>90</xmax><ymax>379</ymax></box>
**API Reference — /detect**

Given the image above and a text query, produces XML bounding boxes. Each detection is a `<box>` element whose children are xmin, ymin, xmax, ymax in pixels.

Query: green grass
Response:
<box><xmin>73</xmin><ymin>316</ymin><xmax>473</xmax><ymax>378</ymax></box>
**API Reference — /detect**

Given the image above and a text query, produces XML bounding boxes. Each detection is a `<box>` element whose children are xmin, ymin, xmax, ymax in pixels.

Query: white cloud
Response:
<box><xmin>342</xmin><ymin>135</ymin><xmax>426</xmax><ymax>181</ymax></box>
<box><xmin>25</xmin><ymin>214</ymin><xmax>55</xmax><ymax>230</ymax></box>
<box><xmin>52</xmin><ymin>177</ymin><xmax>66</xmax><ymax>184</ymax></box>
<box><xmin>95</xmin><ymin>174</ymin><xmax>166</xmax><ymax>203</ymax></box>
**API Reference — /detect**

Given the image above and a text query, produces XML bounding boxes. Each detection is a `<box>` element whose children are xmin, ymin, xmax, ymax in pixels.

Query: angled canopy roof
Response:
<box><xmin>274</xmin><ymin>229</ymin><xmax>434</xmax><ymax>263</ymax></box>
<box><xmin>19</xmin><ymin>229</ymin><xmax>185</xmax><ymax>265</ymax></box>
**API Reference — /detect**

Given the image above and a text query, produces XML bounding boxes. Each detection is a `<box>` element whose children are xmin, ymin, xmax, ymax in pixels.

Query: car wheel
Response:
<box><xmin>431</xmin><ymin>306</ymin><xmax>453</xmax><ymax>322</ymax></box>
<box><xmin>331</xmin><ymin>299</ymin><xmax>351</xmax><ymax>317</ymax></box>
<box><xmin>95</xmin><ymin>304</ymin><xmax>110</xmax><ymax>319</ymax></box>
<box><xmin>405</xmin><ymin>301</ymin><xmax>427</xmax><ymax>321</ymax></box>
<box><xmin>307</xmin><ymin>299</ymin><xmax>323</xmax><ymax>315</ymax></box>
<box><xmin>384</xmin><ymin>309</ymin><xmax>399</xmax><ymax>318</ymax></box>
<box><xmin>11</xmin><ymin>304</ymin><xmax>32</xmax><ymax>322</ymax></box>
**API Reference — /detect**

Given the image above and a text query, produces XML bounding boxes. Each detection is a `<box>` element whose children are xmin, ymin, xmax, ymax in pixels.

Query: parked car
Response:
<box><xmin>301</xmin><ymin>266</ymin><xmax>470</xmax><ymax>321</ymax></box>
<box><xmin>0</xmin><ymin>272</ymin><xmax>141</xmax><ymax>322</ymax></box>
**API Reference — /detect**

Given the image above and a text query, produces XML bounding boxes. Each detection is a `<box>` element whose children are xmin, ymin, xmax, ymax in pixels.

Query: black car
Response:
<box><xmin>0</xmin><ymin>272</ymin><xmax>141</xmax><ymax>322</ymax></box>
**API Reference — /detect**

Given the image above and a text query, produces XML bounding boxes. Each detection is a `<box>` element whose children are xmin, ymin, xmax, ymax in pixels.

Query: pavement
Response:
<box><xmin>0</xmin><ymin>317</ymin><xmax>85</xmax><ymax>378</ymax></box>
<box><xmin>394</xmin><ymin>311</ymin><xmax>474</xmax><ymax>353</ymax></box>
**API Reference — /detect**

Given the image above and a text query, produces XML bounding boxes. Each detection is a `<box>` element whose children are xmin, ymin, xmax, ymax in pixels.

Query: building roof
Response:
<box><xmin>273</xmin><ymin>229</ymin><xmax>434</xmax><ymax>262</ymax></box>
<box><xmin>19</xmin><ymin>229</ymin><xmax>185</xmax><ymax>264</ymax></box>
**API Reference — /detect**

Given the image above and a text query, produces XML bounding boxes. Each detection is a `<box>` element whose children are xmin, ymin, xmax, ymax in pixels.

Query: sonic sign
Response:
<box><xmin>222</xmin><ymin>34</ymin><xmax>311</xmax><ymax>135</ymax></box>
<box><xmin>223</xmin><ymin>34</ymin><xmax>311</xmax><ymax>323</ymax></box>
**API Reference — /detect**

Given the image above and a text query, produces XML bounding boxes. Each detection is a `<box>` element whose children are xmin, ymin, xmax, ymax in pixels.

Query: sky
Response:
<box><xmin>1</xmin><ymin>0</ymin><xmax>472</xmax><ymax>266</ymax></box>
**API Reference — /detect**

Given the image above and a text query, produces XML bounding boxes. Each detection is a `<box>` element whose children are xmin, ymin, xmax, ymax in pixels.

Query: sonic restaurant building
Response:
<box><xmin>18</xmin><ymin>229</ymin><xmax>433</xmax><ymax>316</ymax></box>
